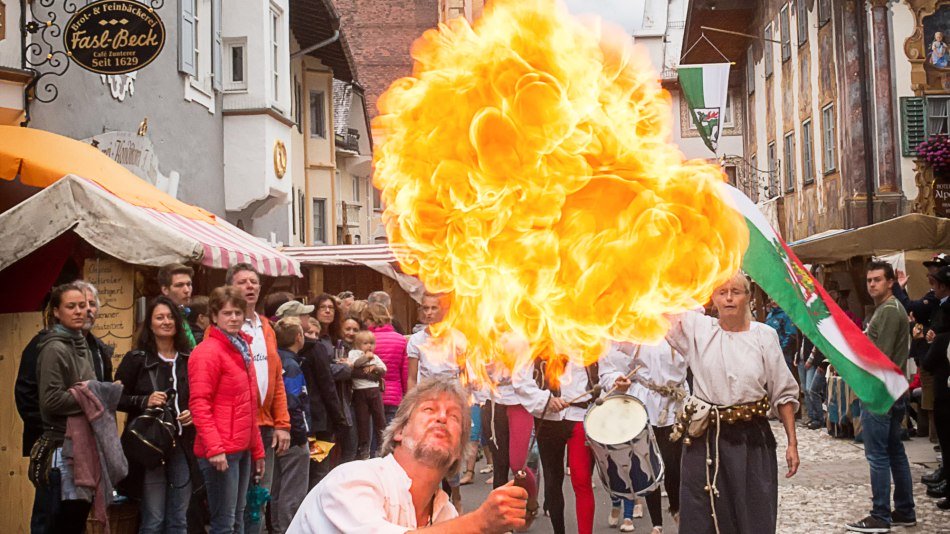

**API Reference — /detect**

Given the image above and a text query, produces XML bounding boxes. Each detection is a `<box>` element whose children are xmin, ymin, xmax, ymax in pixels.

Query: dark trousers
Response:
<box><xmin>44</xmin><ymin>468</ymin><xmax>92</xmax><ymax>534</ymax></box>
<box><xmin>353</xmin><ymin>387</ymin><xmax>386</xmax><ymax>459</ymax></box>
<box><xmin>31</xmin><ymin>481</ymin><xmax>52</xmax><ymax>534</ymax></box>
<box><xmin>644</xmin><ymin>425</ymin><xmax>683</xmax><ymax>526</ymax></box>
<box><xmin>935</xmin><ymin>401</ymin><xmax>950</xmax><ymax>482</ymax></box>
<box><xmin>537</xmin><ymin>419</ymin><xmax>594</xmax><ymax>534</ymax></box>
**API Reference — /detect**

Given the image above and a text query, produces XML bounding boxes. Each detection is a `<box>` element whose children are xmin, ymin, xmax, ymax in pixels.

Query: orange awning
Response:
<box><xmin>0</xmin><ymin>125</ymin><xmax>214</xmax><ymax>223</ymax></box>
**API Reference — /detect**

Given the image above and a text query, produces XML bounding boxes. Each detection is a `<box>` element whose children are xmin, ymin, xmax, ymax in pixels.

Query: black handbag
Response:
<box><xmin>121</xmin><ymin>365</ymin><xmax>177</xmax><ymax>469</ymax></box>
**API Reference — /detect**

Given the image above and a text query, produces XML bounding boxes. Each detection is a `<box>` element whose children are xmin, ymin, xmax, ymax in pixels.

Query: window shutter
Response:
<box><xmin>900</xmin><ymin>97</ymin><xmax>927</xmax><ymax>157</ymax></box>
<box><xmin>179</xmin><ymin>0</ymin><xmax>197</xmax><ymax>76</ymax></box>
<box><xmin>212</xmin><ymin>0</ymin><xmax>222</xmax><ymax>91</ymax></box>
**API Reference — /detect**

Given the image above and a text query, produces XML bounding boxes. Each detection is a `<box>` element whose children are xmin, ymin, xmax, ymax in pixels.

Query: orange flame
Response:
<box><xmin>373</xmin><ymin>0</ymin><xmax>749</xmax><ymax>384</ymax></box>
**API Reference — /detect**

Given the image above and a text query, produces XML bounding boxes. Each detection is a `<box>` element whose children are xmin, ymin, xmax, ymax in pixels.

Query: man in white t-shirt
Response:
<box><xmin>287</xmin><ymin>378</ymin><xmax>527</xmax><ymax>533</ymax></box>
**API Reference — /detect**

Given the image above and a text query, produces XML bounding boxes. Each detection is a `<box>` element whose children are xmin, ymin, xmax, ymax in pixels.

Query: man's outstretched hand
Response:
<box><xmin>475</xmin><ymin>481</ymin><xmax>528</xmax><ymax>533</ymax></box>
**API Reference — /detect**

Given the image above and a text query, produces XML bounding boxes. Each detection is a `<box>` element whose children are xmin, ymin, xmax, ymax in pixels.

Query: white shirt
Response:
<box><xmin>406</xmin><ymin>328</ymin><xmax>464</xmax><ymax>381</ymax></box>
<box><xmin>242</xmin><ymin>312</ymin><xmax>268</xmax><ymax>405</ymax></box>
<box><xmin>159</xmin><ymin>352</ymin><xmax>185</xmax><ymax>434</ymax></box>
<box><xmin>287</xmin><ymin>454</ymin><xmax>458</xmax><ymax>533</ymax></box>
<box><xmin>347</xmin><ymin>349</ymin><xmax>387</xmax><ymax>390</ymax></box>
<box><xmin>666</xmin><ymin>311</ymin><xmax>800</xmax><ymax>415</ymax></box>
<box><xmin>514</xmin><ymin>361</ymin><xmax>595</xmax><ymax>422</ymax></box>
<box><xmin>599</xmin><ymin>341</ymin><xmax>689</xmax><ymax>427</ymax></box>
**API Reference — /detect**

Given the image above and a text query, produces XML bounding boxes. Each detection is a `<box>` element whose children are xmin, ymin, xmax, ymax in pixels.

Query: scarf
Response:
<box><xmin>220</xmin><ymin>328</ymin><xmax>252</xmax><ymax>369</ymax></box>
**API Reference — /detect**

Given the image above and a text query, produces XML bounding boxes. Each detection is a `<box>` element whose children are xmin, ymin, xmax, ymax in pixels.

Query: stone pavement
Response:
<box><xmin>459</xmin><ymin>421</ymin><xmax>950</xmax><ymax>533</ymax></box>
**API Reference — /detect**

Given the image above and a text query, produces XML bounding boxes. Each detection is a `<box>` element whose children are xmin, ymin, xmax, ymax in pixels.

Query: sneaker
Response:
<box><xmin>650</xmin><ymin>528</ymin><xmax>663</xmax><ymax>534</ymax></box>
<box><xmin>890</xmin><ymin>511</ymin><xmax>916</xmax><ymax>527</ymax></box>
<box><xmin>846</xmin><ymin>515</ymin><xmax>890</xmax><ymax>533</ymax></box>
<box><xmin>619</xmin><ymin>518</ymin><xmax>635</xmax><ymax>532</ymax></box>
<box><xmin>807</xmin><ymin>420</ymin><xmax>823</xmax><ymax>430</ymax></box>
<box><xmin>608</xmin><ymin>507</ymin><xmax>621</xmax><ymax>528</ymax></box>
<box><xmin>633</xmin><ymin>503</ymin><xmax>644</xmax><ymax>518</ymax></box>
<box><xmin>479</xmin><ymin>465</ymin><xmax>494</xmax><ymax>474</ymax></box>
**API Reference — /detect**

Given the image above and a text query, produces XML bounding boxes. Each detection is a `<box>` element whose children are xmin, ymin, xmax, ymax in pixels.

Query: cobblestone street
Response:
<box><xmin>462</xmin><ymin>421</ymin><xmax>950</xmax><ymax>533</ymax></box>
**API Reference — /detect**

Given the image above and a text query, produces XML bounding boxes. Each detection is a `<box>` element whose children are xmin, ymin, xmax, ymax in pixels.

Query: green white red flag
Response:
<box><xmin>722</xmin><ymin>184</ymin><xmax>908</xmax><ymax>414</ymax></box>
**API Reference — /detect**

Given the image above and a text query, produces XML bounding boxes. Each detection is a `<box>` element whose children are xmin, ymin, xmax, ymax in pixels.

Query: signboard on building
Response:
<box><xmin>84</xmin><ymin>131</ymin><xmax>181</xmax><ymax>197</ymax></box>
<box><xmin>64</xmin><ymin>0</ymin><xmax>165</xmax><ymax>75</ymax></box>
<box><xmin>83</xmin><ymin>257</ymin><xmax>136</xmax><ymax>361</ymax></box>
<box><xmin>935</xmin><ymin>175</ymin><xmax>950</xmax><ymax>218</ymax></box>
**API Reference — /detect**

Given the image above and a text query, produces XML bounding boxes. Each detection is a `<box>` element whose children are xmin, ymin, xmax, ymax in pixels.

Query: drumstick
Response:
<box><xmin>594</xmin><ymin>365</ymin><xmax>642</xmax><ymax>406</ymax></box>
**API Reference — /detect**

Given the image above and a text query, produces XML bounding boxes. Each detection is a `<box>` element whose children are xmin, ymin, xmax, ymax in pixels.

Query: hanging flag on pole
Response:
<box><xmin>721</xmin><ymin>183</ymin><xmax>908</xmax><ymax>414</ymax></box>
<box><xmin>678</xmin><ymin>63</ymin><xmax>731</xmax><ymax>153</ymax></box>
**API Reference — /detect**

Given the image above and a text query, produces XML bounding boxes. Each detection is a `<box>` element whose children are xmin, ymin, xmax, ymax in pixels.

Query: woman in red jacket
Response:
<box><xmin>361</xmin><ymin>302</ymin><xmax>408</xmax><ymax>424</ymax></box>
<box><xmin>189</xmin><ymin>286</ymin><xmax>266</xmax><ymax>534</ymax></box>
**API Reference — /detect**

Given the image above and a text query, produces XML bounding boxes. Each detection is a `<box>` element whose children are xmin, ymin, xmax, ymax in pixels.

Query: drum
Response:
<box><xmin>584</xmin><ymin>394</ymin><xmax>664</xmax><ymax>499</ymax></box>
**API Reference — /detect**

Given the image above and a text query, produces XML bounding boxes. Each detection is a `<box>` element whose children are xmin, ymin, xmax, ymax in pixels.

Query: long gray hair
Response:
<box><xmin>380</xmin><ymin>377</ymin><xmax>472</xmax><ymax>476</ymax></box>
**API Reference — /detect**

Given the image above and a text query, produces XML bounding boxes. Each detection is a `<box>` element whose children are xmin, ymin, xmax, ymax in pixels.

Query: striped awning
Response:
<box><xmin>0</xmin><ymin>175</ymin><xmax>301</xmax><ymax>277</ymax></box>
<box><xmin>281</xmin><ymin>243</ymin><xmax>405</xmax><ymax>266</ymax></box>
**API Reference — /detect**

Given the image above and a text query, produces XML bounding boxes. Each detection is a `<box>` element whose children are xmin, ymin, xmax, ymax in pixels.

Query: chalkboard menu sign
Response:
<box><xmin>64</xmin><ymin>0</ymin><xmax>165</xmax><ymax>75</ymax></box>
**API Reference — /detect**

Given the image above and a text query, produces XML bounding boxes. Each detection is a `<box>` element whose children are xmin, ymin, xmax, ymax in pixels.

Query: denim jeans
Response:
<box><xmin>140</xmin><ymin>443</ymin><xmax>192</xmax><ymax>534</ymax></box>
<box><xmin>610</xmin><ymin>496</ymin><xmax>635</xmax><ymax>520</ymax></box>
<box><xmin>199</xmin><ymin>451</ymin><xmax>252</xmax><ymax>534</ymax></box>
<box><xmin>807</xmin><ymin>369</ymin><xmax>827</xmax><ymax>423</ymax></box>
<box><xmin>861</xmin><ymin>398</ymin><xmax>915</xmax><ymax>523</ymax></box>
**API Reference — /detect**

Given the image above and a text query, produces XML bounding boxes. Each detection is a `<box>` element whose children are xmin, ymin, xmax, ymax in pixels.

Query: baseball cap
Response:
<box><xmin>275</xmin><ymin>300</ymin><xmax>315</xmax><ymax>318</ymax></box>
<box><xmin>923</xmin><ymin>253</ymin><xmax>950</xmax><ymax>268</ymax></box>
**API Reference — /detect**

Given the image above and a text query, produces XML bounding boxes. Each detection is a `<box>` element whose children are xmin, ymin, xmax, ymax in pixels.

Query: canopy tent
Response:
<box><xmin>281</xmin><ymin>244</ymin><xmax>424</xmax><ymax>302</ymax></box>
<box><xmin>0</xmin><ymin>126</ymin><xmax>300</xmax><ymax>277</ymax></box>
<box><xmin>789</xmin><ymin>214</ymin><xmax>950</xmax><ymax>264</ymax></box>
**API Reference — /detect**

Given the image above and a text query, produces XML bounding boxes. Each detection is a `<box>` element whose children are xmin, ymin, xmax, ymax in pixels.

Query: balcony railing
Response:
<box><xmin>336</xmin><ymin>201</ymin><xmax>362</xmax><ymax>227</ymax></box>
<box><xmin>335</xmin><ymin>128</ymin><xmax>361</xmax><ymax>153</ymax></box>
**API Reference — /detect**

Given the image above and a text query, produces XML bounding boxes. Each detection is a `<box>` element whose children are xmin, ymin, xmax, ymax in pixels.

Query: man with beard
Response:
<box><xmin>287</xmin><ymin>378</ymin><xmax>528</xmax><ymax>533</ymax></box>
<box><xmin>16</xmin><ymin>280</ymin><xmax>113</xmax><ymax>534</ymax></box>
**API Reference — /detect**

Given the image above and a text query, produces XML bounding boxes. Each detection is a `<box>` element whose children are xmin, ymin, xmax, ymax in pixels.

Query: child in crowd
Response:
<box><xmin>271</xmin><ymin>317</ymin><xmax>313</xmax><ymax>534</ymax></box>
<box><xmin>348</xmin><ymin>330</ymin><xmax>388</xmax><ymax>459</ymax></box>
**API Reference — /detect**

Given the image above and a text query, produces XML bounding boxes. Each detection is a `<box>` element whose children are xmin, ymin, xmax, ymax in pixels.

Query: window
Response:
<box><xmin>780</xmin><ymin>5</ymin><xmax>791</xmax><ymax>62</ymax></box>
<box><xmin>822</xmin><ymin>104</ymin><xmax>837</xmax><ymax>172</ymax></box>
<box><xmin>291</xmin><ymin>187</ymin><xmax>297</xmax><ymax>236</ymax></box>
<box><xmin>223</xmin><ymin>38</ymin><xmax>247</xmax><ymax>91</ymax></box>
<box><xmin>352</xmin><ymin>175</ymin><xmax>361</xmax><ymax>203</ymax></box>
<box><xmin>783</xmin><ymin>131</ymin><xmax>796</xmax><ymax>192</ymax></box>
<box><xmin>180</xmin><ymin>0</ymin><xmax>221</xmax><ymax>107</ymax></box>
<box><xmin>796</xmin><ymin>0</ymin><xmax>808</xmax><ymax>46</ymax></box>
<box><xmin>764</xmin><ymin>24</ymin><xmax>774</xmax><ymax>77</ymax></box>
<box><xmin>818</xmin><ymin>0</ymin><xmax>831</xmax><ymax>26</ymax></box>
<box><xmin>927</xmin><ymin>97</ymin><xmax>950</xmax><ymax>135</ymax></box>
<box><xmin>749</xmin><ymin>154</ymin><xmax>758</xmax><ymax>199</ymax></box>
<box><xmin>310</xmin><ymin>91</ymin><xmax>326</xmax><ymax>138</ymax></box>
<box><xmin>746</xmin><ymin>45</ymin><xmax>755</xmax><ymax>95</ymax></box>
<box><xmin>270</xmin><ymin>6</ymin><xmax>281</xmax><ymax>104</ymax></box>
<box><xmin>767</xmin><ymin>142</ymin><xmax>778</xmax><ymax>198</ymax></box>
<box><xmin>312</xmin><ymin>198</ymin><xmax>327</xmax><ymax>244</ymax></box>
<box><xmin>373</xmin><ymin>186</ymin><xmax>383</xmax><ymax>211</ymax></box>
<box><xmin>802</xmin><ymin>119</ymin><xmax>814</xmax><ymax>184</ymax></box>
<box><xmin>294</xmin><ymin>77</ymin><xmax>302</xmax><ymax>133</ymax></box>
<box><xmin>297</xmin><ymin>190</ymin><xmax>306</xmax><ymax>238</ymax></box>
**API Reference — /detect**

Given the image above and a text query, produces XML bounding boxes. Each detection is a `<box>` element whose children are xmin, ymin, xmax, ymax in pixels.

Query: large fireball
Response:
<box><xmin>373</xmin><ymin>0</ymin><xmax>748</xmax><ymax>381</ymax></box>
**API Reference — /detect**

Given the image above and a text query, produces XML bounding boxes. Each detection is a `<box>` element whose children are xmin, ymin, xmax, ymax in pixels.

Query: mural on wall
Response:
<box><xmin>925</xmin><ymin>6</ymin><xmax>950</xmax><ymax>89</ymax></box>
<box><xmin>906</xmin><ymin>1</ymin><xmax>950</xmax><ymax>92</ymax></box>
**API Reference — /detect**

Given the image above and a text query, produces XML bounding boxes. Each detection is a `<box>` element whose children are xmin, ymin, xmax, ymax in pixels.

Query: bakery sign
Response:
<box><xmin>64</xmin><ymin>0</ymin><xmax>165</xmax><ymax>75</ymax></box>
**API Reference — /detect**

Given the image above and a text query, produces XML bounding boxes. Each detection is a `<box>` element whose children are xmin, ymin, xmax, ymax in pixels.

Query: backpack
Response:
<box><xmin>120</xmin><ymin>364</ymin><xmax>177</xmax><ymax>469</ymax></box>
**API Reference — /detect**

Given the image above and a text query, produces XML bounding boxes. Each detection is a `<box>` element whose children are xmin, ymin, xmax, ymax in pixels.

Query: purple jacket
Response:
<box><xmin>372</xmin><ymin>324</ymin><xmax>408</xmax><ymax>407</ymax></box>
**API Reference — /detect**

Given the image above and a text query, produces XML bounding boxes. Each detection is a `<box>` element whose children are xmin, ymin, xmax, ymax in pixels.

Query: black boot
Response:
<box><xmin>937</xmin><ymin>498</ymin><xmax>950</xmax><ymax>510</ymax></box>
<box><xmin>926</xmin><ymin>481</ymin><xmax>948</xmax><ymax>498</ymax></box>
<box><xmin>922</xmin><ymin>467</ymin><xmax>943</xmax><ymax>484</ymax></box>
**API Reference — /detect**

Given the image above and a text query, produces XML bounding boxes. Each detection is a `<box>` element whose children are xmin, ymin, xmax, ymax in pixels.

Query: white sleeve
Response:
<box><xmin>511</xmin><ymin>364</ymin><xmax>552</xmax><ymax>419</ymax></box>
<box><xmin>406</xmin><ymin>336</ymin><xmax>420</xmax><ymax>360</ymax></box>
<box><xmin>347</xmin><ymin>349</ymin><xmax>362</xmax><ymax>364</ymax></box>
<box><xmin>289</xmin><ymin>479</ymin><xmax>409</xmax><ymax>534</ymax></box>
<box><xmin>373</xmin><ymin>355</ymin><xmax>388</xmax><ymax>373</ymax></box>
<box><xmin>760</xmin><ymin>326</ymin><xmax>801</xmax><ymax>415</ymax></box>
<box><xmin>598</xmin><ymin>345</ymin><xmax>627</xmax><ymax>394</ymax></box>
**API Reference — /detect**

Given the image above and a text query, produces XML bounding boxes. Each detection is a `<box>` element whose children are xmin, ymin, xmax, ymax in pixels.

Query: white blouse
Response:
<box><xmin>287</xmin><ymin>454</ymin><xmax>457</xmax><ymax>533</ymax></box>
<box><xmin>666</xmin><ymin>311</ymin><xmax>800</xmax><ymax>415</ymax></box>
<box><xmin>599</xmin><ymin>340</ymin><xmax>689</xmax><ymax>427</ymax></box>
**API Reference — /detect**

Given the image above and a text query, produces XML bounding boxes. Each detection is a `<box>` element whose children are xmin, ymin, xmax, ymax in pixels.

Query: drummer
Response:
<box><xmin>514</xmin><ymin>359</ymin><xmax>597</xmax><ymax>534</ymax></box>
<box><xmin>600</xmin><ymin>340</ymin><xmax>689</xmax><ymax>533</ymax></box>
<box><xmin>666</xmin><ymin>271</ymin><xmax>800</xmax><ymax>534</ymax></box>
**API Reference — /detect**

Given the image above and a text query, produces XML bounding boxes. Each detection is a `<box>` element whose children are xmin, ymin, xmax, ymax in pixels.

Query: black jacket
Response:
<box><xmin>114</xmin><ymin>349</ymin><xmax>195</xmax><ymax>498</ymax></box>
<box><xmin>300</xmin><ymin>339</ymin><xmax>349</xmax><ymax>439</ymax></box>
<box><xmin>893</xmin><ymin>283</ymin><xmax>938</xmax><ymax>328</ymax></box>
<box><xmin>15</xmin><ymin>330</ymin><xmax>113</xmax><ymax>456</ymax></box>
